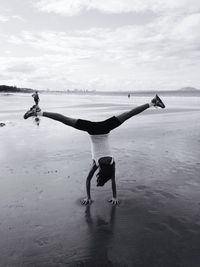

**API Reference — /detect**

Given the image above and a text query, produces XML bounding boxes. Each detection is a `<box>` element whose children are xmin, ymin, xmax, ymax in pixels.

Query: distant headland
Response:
<box><xmin>0</xmin><ymin>84</ymin><xmax>200</xmax><ymax>96</ymax></box>
<box><xmin>0</xmin><ymin>85</ymin><xmax>34</xmax><ymax>93</ymax></box>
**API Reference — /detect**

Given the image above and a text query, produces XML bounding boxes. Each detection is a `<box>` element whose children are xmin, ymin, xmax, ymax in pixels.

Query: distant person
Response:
<box><xmin>128</xmin><ymin>94</ymin><xmax>131</xmax><ymax>98</ymax></box>
<box><xmin>31</xmin><ymin>91</ymin><xmax>40</xmax><ymax>125</ymax></box>
<box><xmin>32</xmin><ymin>91</ymin><xmax>40</xmax><ymax>106</ymax></box>
<box><xmin>24</xmin><ymin>95</ymin><xmax>165</xmax><ymax>205</ymax></box>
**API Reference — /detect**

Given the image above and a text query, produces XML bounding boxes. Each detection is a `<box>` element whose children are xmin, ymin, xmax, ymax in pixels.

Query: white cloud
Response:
<box><xmin>34</xmin><ymin>0</ymin><xmax>200</xmax><ymax>15</ymax></box>
<box><xmin>171</xmin><ymin>13</ymin><xmax>200</xmax><ymax>42</ymax></box>
<box><xmin>0</xmin><ymin>14</ymin><xmax>24</xmax><ymax>23</ymax></box>
<box><xmin>0</xmin><ymin>15</ymin><xmax>10</xmax><ymax>22</ymax></box>
<box><xmin>4</xmin><ymin>9</ymin><xmax>200</xmax><ymax>89</ymax></box>
<box><xmin>2</xmin><ymin>0</ymin><xmax>200</xmax><ymax>91</ymax></box>
<box><xmin>9</xmin><ymin>35</ymin><xmax>25</xmax><ymax>45</ymax></box>
<box><xmin>31</xmin><ymin>1</ymin><xmax>200</xmax><ymax>65</ymax></box>
<box><xmin>6</xmin><ymin>63</ymin><xmax>36</xmax><ymax>73</ymax></box>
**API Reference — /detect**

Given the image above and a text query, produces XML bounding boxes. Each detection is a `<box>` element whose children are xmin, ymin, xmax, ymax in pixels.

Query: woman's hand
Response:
<box><xmin>108</xmin><ymin>198</ymin><xmax>120</xmax><ymax>205</ymax></box>
<box><xmin>81</xmin><ymin>198</ymin><xmax>93</xmax><ymax>205</ymax></box>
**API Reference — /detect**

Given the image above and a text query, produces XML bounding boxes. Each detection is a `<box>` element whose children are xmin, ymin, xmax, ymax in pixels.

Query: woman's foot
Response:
<box><xmin>24</xmin><ymin>105</ymin><xmax>41</xmax><ymax>119</ymax></box>
<box><xmin>151</xmin><ymin>95</ymin><xmax>165</xmax><ymax>108</ymax></box>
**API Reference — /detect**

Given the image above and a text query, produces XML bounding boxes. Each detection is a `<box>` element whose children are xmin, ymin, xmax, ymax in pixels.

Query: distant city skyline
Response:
<box><xmin>0</xmin><ymin>0</ymin><xmax>200</xmax><ymax>91</ymax></box>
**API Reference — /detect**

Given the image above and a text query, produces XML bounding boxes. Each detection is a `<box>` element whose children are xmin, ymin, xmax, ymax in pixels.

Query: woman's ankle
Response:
<box><xmin>149</xmin><ymin>102</ymin><xmax>154</xmax><ymax>107</ymax></box>
<box><xmin>37</xmin><ymin>111</ymin><xmax>43</xmax><ymax>116</ymax></box>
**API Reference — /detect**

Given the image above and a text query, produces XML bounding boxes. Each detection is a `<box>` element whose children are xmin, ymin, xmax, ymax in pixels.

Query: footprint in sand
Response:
<box><xmin>145</xmin><ymin>222</ymin><xmax>167</xmax><ymax>232</ymax></box>
<box><xmin>45</xmin><ymin>170</ymin><xmax>58</xmax><ymax>174</ymax></box>
<box><xmin>136</xmin><ymin>185</ymin><xmax>148</xmax><ymax>190</ymax></box>
<box><xmin>8</xmin><ymin>204</ymin><xmax>24</xmax><ymax>209</ymax></box>
<box><xmin>167</xmin><ymin>216</ymin><xmax>187</xmax><ymax>234</ymax></box>
<box><xmin>33</xmin><ymin>224</ymin><xmax>43</xmax><ymax>230</ymax></box>
<box><xmin>145</xmin><ymin>191</ymin><xmax>154</xmax><ymax>197</ymax></box>
<box><xmin>155</xmin><ymin>190</ymin><xmax>177</xmax><ymax>199</ymax></box>
<box><xmin>35</xmin><ymin>237</ymin><xmax>49</xmax><ymax>247</ymax></box>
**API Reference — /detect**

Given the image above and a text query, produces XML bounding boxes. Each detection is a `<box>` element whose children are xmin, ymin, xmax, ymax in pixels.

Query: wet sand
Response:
<box><xmin>0</xmin><ymin>94</ymin><xmax>200</xmax><ymax>267</ymax></box>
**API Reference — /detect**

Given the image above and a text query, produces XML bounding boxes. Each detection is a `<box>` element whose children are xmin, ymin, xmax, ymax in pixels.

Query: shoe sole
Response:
<box><xmin>24</xmin><ymin>110</ymin><xmax>37</xmax><ymax>119</ymax></box>
<box><xmin>155</xmin><ymin>95</ymin><xmax>165</xmax><ymax>108</ymax></box>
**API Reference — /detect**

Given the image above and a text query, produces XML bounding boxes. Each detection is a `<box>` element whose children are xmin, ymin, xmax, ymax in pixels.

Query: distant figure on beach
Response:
<box><xmin>31</xmin><ymin>91</ymin><xmax>40</xmax><ymax>126</ymax></box>
<box><xmin>0</xmin><ymin>122</ymin><xmax>6</xmax><ymax>127</ymax></box>
<box><xmin>128</xmin><ymin>94</ymin><xmax>131</xmax><ymax>98</ymax></box>
<box><xmin>24</xmin><ymin>95</ymin><xmax>165</xmax><ymax>205</ymax></box>
<box><xmin>32</xmin><ymin>91</ymin><xmax>39</xmax><ymax>106</ymax></box>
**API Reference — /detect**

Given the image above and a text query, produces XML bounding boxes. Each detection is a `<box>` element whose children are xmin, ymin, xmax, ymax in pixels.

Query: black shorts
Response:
<box><xmin>74</xmin><ymin>116</ymin><xmax>121</xmax><ymax>135</ymax></box>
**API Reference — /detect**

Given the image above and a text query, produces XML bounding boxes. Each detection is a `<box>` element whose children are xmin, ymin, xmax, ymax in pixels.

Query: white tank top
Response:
<box><xmin>89</xmin><ymin>134</ymin><xmax>113</xmax><ymax>164</ymax></box>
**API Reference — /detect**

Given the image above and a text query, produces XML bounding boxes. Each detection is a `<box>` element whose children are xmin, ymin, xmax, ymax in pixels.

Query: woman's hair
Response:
<box><xmin>96</xmin><ymin>157</ymin><xmax>115</xmax><ymax>187</ymax></box>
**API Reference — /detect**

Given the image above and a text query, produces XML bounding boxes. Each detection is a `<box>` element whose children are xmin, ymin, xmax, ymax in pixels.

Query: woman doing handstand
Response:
<box><xmin>24</xmin><ymin>95</ymin><xmax>165</xmax><ymax>205</ymax></box>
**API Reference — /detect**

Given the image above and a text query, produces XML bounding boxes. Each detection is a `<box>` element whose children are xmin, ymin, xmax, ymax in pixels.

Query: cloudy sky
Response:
<box><xmin>0</xmin><ymin>0</ymin><xmax>200</xmax><ymax>91</ymax></box>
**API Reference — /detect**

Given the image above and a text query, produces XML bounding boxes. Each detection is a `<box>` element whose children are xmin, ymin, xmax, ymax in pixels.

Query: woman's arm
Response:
<box><xmin>81</xmin><ymin>162</ymin><xmax>98</xmax><ymax>205</ymax></box>
<box><xmin>109</xmin><ymin>175</ymin><xmax>119</xmax><ymax>205</ymax></box>
<box><xmin>111</xmin><ymin>176</ymin><xmax>117</xmax><ymax>198</ymax></box>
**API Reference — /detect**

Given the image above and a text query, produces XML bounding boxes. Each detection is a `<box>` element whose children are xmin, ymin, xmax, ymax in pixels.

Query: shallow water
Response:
<box><xmin>0</xmin><ymin>93</ymin><xmax>200</xmax><ymax>267</ymax></box>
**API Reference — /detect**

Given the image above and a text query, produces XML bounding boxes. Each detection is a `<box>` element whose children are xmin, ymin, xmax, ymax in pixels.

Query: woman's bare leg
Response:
<box><xmin>42</xmin><ymin>112</ymin><xmax>77</xmax><ymax>127</ymax></box>
<box><xmin>115</xmin><ymin>95</ymin><xmax>165</xmax><ymax>125</ymax></box>
<box><xmin>116</xmin><ymin>103</ymin><xmax>152</xmax><ymax>124</ymax></box>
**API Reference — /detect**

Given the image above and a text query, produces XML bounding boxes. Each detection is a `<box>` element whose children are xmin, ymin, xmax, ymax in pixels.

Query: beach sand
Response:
<box><xmin>0</xmin><ymin>93</ymin><xmax>200</xmax><ymax>267</ymax></box>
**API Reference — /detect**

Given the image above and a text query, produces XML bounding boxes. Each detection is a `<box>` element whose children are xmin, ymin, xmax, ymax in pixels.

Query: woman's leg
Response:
<box><xmin>116</xmin><ymin>103</ymin><xmax>152</xmax><ymax>124</ymax></box>
<box><xmin>109</xmin><ymin>95</ymin><xmax>165</xmax><ymax>128</ymax></box>
<box><xmin>24</xmin><ymin>107</ymin><xmax>92</xmax><ymax>132</ymax></box>
<box><xmin>41</xmin><ymin>112</ymin><xmax>77</xmax><ymax>128</ymax></box>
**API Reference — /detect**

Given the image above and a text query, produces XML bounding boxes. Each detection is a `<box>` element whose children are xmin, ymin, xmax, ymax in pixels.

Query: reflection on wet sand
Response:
<box><xmin>84</xmin><ymin>204</ymin><xmax>117</xmax><ymax>266</ymax></box>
